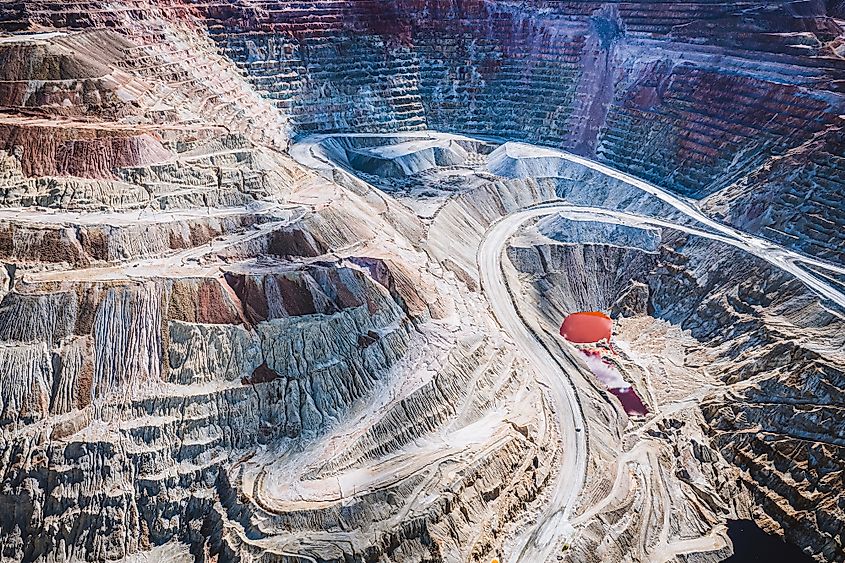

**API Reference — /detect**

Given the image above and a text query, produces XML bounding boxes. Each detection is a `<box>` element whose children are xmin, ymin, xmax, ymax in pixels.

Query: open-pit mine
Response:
<box><xmin>0</xmin><ymin>1</ymin><xmax>843</xmax><ymax>562</ymax></box>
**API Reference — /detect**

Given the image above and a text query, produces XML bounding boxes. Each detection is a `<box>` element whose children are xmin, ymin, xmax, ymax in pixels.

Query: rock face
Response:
<box><xmin>304</xmin><ymin>131</ymin><xmax>845</xmax><ymax>562</ymax></box>
<box><xmin>508</xmin><ymin>218</ymin><xmax>845</xmax><ymax>561</ymax></box>
<box><xmin>175</xmin><ymin>0</ymin><xmax>845</xmax><ymax>254</ymax></box>
<box><xmin>0</xmin><ymin>2</ymin><xmax>844</xmax><ymax>563</ymax></box>
<box><xmin>702</xmin><ymin>125</ymin><xmax>845</xmax><ymax>265</ymax></box>
<box><xmin>0</xmin><ymin>261</ymin><xmax>416</xmax><ymax>555</ymax></box>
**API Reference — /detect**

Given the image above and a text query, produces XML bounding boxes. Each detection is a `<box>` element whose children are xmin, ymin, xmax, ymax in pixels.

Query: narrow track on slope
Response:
<box><xmin>478</xmin><ymin>207</ymin><xmax>589</xmax><ymax>563</ymax></box>
<box><xmin>479</xmin><ymin>201</ymin><xmax>845</xmax><ymax>562</ymax></box>
<box><xmin>292</xmin><ymin>132</ymin><xmax>845</xmax><ymax>562</ymax></box>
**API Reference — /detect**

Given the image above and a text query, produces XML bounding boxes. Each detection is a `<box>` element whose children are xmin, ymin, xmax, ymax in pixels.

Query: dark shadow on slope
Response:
<box><xmin>724</xmin><ymin>520</ymin><xmax>814</xmax><ymax>562</ymax></box>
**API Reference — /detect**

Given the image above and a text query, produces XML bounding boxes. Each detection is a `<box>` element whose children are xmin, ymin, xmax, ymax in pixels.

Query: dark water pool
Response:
<box><xmin>608</xmin><ymin>386</ymin><xmax>649</xmax><ymax>416</ymax></box>
<box><xmin>578</xmin><ymin>351</ymin><xmax>650</xmax><ymax>416</ymax></box>
<box><xmin>724</xmin><ymin>520</ymin><xmax>814</xmax><ymax>562</ymax></box>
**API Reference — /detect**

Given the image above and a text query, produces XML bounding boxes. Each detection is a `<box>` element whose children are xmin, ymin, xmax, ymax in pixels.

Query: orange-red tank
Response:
<box><xmin>560</xmin><ymin>311</ymin><xmax>612</xmax><ymax>343</ymax></box>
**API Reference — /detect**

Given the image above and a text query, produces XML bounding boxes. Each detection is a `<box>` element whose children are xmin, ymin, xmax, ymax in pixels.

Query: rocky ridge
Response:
<box><xmin>0</xmin><ymin>2</ymin><xmax>843</xmax><ymax>562</ymax></box>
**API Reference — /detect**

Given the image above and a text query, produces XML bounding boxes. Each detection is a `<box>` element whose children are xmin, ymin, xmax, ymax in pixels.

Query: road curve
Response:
<box><xmin>291</xmin><ymin>132</ymin><xmax>845</xmax><ymax>562</ymax></box>
<box><xmin>478</xmin><ymin>207</ymin><xmax>589</xmax><ymax>563</ymax></box>
<box><xmin>499</xmin><ymin>142</ymin><xmax>845</xmax><ymax>306</ymax></box>
<box><xmin>477</xmin><ymin>202</ymin><xmax>845</xmax><ymax>562</ymax></box>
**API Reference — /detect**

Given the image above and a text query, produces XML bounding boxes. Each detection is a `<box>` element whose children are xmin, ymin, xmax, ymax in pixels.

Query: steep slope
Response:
<box><xmin>0</xmin><ymin>9</ymin><xmax>559</xmax><ymax>563</ymax></box>
<box><xmin>322</xmin><ymin>132</ymin><xmax>845</xmax><ymax>562</ymax></box>
<box><xmin>11</xmin><ymin>0</ymin><xmax>845</xmax><ymax>260</ymax></box>
<box><xmin>1</xmin><ymin>2</ymin><xmax>844</xmax><ymax>563</ymax></box>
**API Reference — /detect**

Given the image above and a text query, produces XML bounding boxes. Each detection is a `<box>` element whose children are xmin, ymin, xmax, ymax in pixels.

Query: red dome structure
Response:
<box><xmin>560</xmin><ymin>311</ymin><xmax>612</xmax><ymax>344</ymax></box>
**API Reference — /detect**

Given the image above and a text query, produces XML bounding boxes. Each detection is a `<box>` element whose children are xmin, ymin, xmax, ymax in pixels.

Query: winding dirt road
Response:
<box><xmin>292</xmin><ymin>132</ymin><xmax>845</xmax><ymax>562</ymax></box>
<box><xmin>478</xmin><ymin>201</ymin><xmax>845</xmax><ymax>562</ymax></box>
<box><xmin>478</xmin><ymin>207</ymin><xmax>589</xmax><ymax>563</ymax></box>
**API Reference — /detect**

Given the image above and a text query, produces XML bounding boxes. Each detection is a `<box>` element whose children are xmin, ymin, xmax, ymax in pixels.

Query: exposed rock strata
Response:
<box><xmin>507</xmin><ymin>215</ymin><xmax>845</xmax><ymax>562</ymax></box>
<box><xmin>0</xmin><ymin>2</ymin><xmax>844</xmax><ymax>562</ymax></box>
